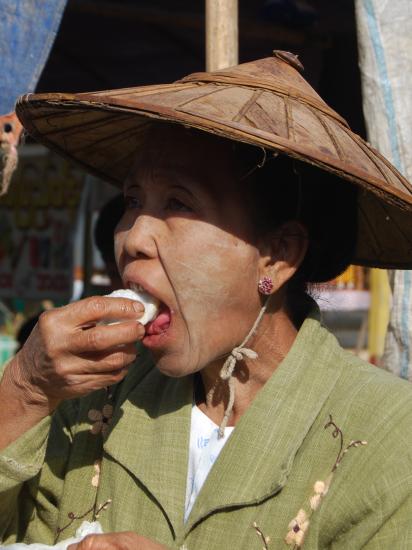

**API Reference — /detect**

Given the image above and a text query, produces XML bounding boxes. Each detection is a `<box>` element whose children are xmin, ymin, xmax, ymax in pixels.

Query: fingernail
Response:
<box><xmin>132</xmin><ymin>301</ymin><xmax>144</xmax><ymax>314</ymax></box>
<box><xmin>136</xmin><ymin>324</ymin><xmax>146</xmax><ymax>338</ymax></box>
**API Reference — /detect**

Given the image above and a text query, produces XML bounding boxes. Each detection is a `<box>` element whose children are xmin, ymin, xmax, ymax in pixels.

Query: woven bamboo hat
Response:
<box><xmin>16</xmin><ymin>51</ymin><xmax>412</xmax><ymax>270</ymax></box>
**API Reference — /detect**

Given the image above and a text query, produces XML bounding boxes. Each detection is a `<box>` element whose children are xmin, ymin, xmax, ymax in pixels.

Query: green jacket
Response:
<box><xmin>1</xmin><ymin>310</ymin><xmax>412</xmax><ymax>549</ymax></box>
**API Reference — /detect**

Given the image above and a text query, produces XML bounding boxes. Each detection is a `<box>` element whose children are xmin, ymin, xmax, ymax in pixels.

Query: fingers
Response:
<box><xmin>67</xmin><ymin>535</ymin><xmax>107</xmax><ymax>550</ymax></box>
<box><xmin>79</xmin><ymin>343</ymin><xmax>137</xmax><ymax>367</ymax></box>
<box><xmin>13</xmin><ymin>296</ymin><xmax>148</xmax><ymax>409</ymax></box>
<box><xmin>77</xmin><ymin>345</ymin><xmax>138</xmax><ymax>375</ymax></box>
<box><xmin>60</xmin><ymin>368</ymin><xmax>131</xmax><ymax>393</ymax></box>
<box><xmin>66</xmin><ymin>532</ymin><xmax>168</xmax><ymax>550</ymax></box>
<box><xmin>54</xmin><ymin>296</ymin><xmax>145</xmax><ymax>327</ymax></box>
<box><xmin>71</xmin><ymin>321</ymin><xmax>145</xmax><ymax>354</ymax></box>
<box><xmin>67</xmin><ymin>533</ymin><xmax>125</xmax><ymax>550</ymax></box>
<box><xmin>40</xmin><ymin>346</ymin><xmax>136</xmax><ymax>384</ymax></box>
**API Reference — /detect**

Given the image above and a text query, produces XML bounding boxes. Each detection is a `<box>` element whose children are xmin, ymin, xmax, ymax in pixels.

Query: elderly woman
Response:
<box><xmin>1</xmin><ymin>53</ymin><xmax>412</xmax><ymax>550</ymax></box>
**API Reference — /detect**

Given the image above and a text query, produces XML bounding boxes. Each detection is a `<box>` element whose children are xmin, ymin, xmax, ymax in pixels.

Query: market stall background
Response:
<box><xmin>0</xmin><ymin>0</ymin><xmax>374</xmax><ymax>365</ymax></box>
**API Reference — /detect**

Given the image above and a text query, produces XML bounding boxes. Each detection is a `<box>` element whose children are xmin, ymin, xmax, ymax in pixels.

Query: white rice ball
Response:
<box><xmin>104</xmin><ymin>288</ymin><xmax>160</xmax><ymax>325</ymax></box>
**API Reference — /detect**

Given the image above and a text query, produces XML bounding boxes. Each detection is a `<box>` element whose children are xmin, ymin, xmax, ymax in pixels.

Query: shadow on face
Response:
<box><xmin>113</xmin><ymin>126</ymin><xmax>272</xmax><ymax>375</ymax></box>
<box><xmin>121</xmin><ymin>124</ymin><xmax>260</xmax><ymax>241</ymax></box>
<box><xmin>113</xmin><ymin>124</ymin><xmax>338</xmax><ymax>376</ymax></box>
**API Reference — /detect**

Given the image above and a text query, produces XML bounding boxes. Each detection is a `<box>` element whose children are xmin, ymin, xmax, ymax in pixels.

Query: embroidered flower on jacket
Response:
<box><xmin>253</xmin><ymin>521</ymin><xmax>271</xmax><ymax>549</ymax></box>
<box><xmin>285</xmin><ymin>509</ymin><xmax>310</xmax><ymax>547</ymax></box>
<box><xmin>91</xmin><ymin>459</ymin><xmax>101</xmax><ymax>488</ymax></box>
<box><xmin>252</xmin><ymin>416</ymin><xmax>367</xmax><ymax>548</ymax></box>
<box><xmin>309</xmin><ymin>475</ymin><xmax>333</xmax><ymax>511</ymax></box>
<box><xmin>55</xmin><ymin>499</ymin><xmax>112</xmax><ymax>543</ymax></box>
<box><xmin>283</xmin><ymin>415</ymin><xmax>367</xmax><ymax>548</ymax></box>
<box><xmin>88</xmin><ymin>404</ymin><xmax>114</xmax><ymax>436</ymax></box>
<box><xmin>95</xmin><ymin>498</ymin><xmax>112</xmax><ymax>519</ymax></box>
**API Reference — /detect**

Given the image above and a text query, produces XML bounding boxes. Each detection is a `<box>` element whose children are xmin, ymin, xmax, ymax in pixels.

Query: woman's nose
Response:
<box><xmin>121</xmin><ymin>214</ymin><xmax>160</xmax><ymax>260</ymax></box>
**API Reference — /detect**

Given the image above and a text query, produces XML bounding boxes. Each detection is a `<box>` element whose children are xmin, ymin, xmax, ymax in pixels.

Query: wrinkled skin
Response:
<box><xmin>116</xmin><ymin>128</ymin><xmax>265</xmax><ymax>378</ymax></box>
<box><xmin>0</xmin><ymin>126</ymin><xmax>307</xmax><ymax>550</ymax></box>
<box><xmin>1</xmin><ymin>297</ymin><xmax>145</xmax><ymax>416</ymax></box>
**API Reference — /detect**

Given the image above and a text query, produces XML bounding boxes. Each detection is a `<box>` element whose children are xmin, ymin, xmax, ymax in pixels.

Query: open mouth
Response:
<box><xmin>145</xmin><ymin>303</ymin><xmax>172</xmax><ymax>336</ymax></box>
<box><xmin>128</xmin><ymin>282</ymin><xmax>172</xmax><ymax>337</ymax></box>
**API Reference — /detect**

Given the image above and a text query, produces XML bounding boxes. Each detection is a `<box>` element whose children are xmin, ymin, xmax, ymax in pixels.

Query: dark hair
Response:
<box><xmin>236</xmin><ymin>146</ymin><xmax>358</xmax><ymax>325</ymax></box>
<box><xmin>16</xmin><ymin>312</ymin><xmax>43</xmax><ymax>352</ymax></box>
<box><xmin>94</xmin><ymin>194</ymin><xmax>124</xmax><ymax>264</ymax></box>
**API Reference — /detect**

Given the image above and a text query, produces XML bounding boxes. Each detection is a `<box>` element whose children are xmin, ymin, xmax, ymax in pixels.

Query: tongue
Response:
<box><xmin>146</xmin><ymin>309</ymin><xmax>171</xmax><ymax>335</ymax></box>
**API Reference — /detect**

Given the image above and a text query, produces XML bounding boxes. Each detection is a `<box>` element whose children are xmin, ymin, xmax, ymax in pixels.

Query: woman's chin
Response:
<box><xmin>141</xmin><ymin>323</ymin><xmax>190</xmax><ymax>376</ymax></box>
<box><xmin>154</xmin><ymin>358</ymin><xmax>191</xmax><ymax>378</ymax></box>
<box><xmin>149</xmin><ymin>347</ymin><xmax>200</xmax><ymax>378</ymax></box>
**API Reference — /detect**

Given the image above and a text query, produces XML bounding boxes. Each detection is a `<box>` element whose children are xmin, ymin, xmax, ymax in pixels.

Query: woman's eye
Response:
<box><xmin>124</xmin><ymin>196</ymin><xmax>141</xmax><ymax>209</ymax></box>
<box><xmin>167</xmin><ymin>197</ymin><xmax>192</xmax><ymax>212</ymax></box>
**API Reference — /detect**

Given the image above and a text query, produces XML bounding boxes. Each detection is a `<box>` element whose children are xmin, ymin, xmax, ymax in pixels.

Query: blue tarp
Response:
<box><xmin>0</xmin><ymin>0</ymin><xmax>67</xmax><ymax>115</ymax></box>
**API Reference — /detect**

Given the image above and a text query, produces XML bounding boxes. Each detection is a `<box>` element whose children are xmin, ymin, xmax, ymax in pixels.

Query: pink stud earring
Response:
<box><xmin>258</xmin><ymin>276</ymin><xmax>274</xmax><ymax>295</ymax></box>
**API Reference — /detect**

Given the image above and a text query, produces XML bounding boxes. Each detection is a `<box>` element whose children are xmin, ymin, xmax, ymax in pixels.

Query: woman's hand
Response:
<box><xmin>13</xmin><ymin>296</ymin><xmax>145</xmax><ymax>407</ymax></box>
<box><xmin>0</xmin><ymin>296</ymin><xmax>145</xmax><ymax>449</ymax></box>
<box><xmin>67</xmin><ymin>532</ymin><xmax>169</xmax><ymax>550</ymax></box>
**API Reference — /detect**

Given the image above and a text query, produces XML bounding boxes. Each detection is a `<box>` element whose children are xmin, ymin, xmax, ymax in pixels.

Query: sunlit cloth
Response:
<box><xmin>355</xmin><ymin>0</ymin><xmax>412</xmax><ymax>379</ymax></box>
<box><xmin>0</xmin><ymin>0</ymin><xmax>67</xmax><ymax>115</ymax></box>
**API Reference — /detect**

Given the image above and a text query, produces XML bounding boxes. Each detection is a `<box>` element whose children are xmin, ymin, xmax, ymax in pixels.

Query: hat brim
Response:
<box><xmin>15</xmin><ymin>70</ymin><xmax>412</xmax><ymax>270</ymax></box>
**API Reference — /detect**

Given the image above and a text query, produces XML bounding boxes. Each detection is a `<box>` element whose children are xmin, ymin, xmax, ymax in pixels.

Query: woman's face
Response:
<box><xmin>115</xmin><ymin>127</ymin><xmax>264</xmax><ymax>377</ymax></box>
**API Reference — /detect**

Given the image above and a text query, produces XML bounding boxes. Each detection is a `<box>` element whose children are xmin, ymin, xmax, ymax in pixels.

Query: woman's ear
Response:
<box><xmin>258</xmin><ymin>221</ymin><xmax>308</xmax><ymax>291</ymax></box>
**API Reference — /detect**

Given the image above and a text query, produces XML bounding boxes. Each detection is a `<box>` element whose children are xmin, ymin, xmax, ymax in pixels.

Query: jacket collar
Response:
<box><xmin>104</xmin><ymin>349</ymin><xmax>192</xmax><ymax>538</ymax></box>
<box><xmin>104</xmin><ymin>308</ymin><xmax>345</xmax><ymax>536</ymax></box>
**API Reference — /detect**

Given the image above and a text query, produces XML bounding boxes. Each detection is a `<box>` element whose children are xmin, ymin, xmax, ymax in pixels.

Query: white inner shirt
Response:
<box><xmin>184</xmin><ymin>405</ymin><xmax>234</xmax><ymax>522</ymax></box>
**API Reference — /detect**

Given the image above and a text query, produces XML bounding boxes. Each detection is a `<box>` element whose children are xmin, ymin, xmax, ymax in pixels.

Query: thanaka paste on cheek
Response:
<box><xmin>114</xmin><ymin>130</ymin><xmax>263</xmax><ymax>376</ymax></box>
<box><xmin>156</xmin><ymin>224</ymin><xmax>261</xmax><ymax>373</ymax></box>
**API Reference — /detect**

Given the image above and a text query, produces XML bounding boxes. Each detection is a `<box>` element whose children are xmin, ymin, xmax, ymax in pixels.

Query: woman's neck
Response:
<box><xmin>197</xmin><ymin>306</ymin><xmax>298</xmax><ymax>427</ymax></box>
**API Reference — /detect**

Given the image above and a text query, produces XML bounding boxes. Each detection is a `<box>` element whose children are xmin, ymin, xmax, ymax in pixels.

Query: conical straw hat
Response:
<box><xmin>16</xmin><ymin>51</ymin><xmax>412</xmax><ymax>270</ymax></box>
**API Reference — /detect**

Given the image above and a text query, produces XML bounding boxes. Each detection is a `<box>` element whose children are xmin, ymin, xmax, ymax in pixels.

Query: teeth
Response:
<box><xmin>130</xmin><ymin>283</ymin><xmax>145</xmax><ymax>292</ymax></box>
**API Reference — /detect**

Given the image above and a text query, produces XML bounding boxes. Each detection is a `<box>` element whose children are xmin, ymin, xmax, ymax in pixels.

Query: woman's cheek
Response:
<box><xmin>167</xmin><ymin>237</ymin><xmax>259</xmax><ymax>356</ymax></box>
<box><xmin>169</xmin><ymin>237</ymin><xmax>252</xmax><ymax>312</ymax></box>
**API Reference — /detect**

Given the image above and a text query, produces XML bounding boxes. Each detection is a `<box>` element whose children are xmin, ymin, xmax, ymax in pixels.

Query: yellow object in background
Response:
<box><xmin>334</xmin><ymin>265</ymin><xmax>355</xmax><ymax>288</ymax></box>
<box><xmin>332</xmin><ymin>265</ymin><xmax>366</xmax><ymax>290</ymax></box>
<box><xmin>368</xmin><ymin>269</ymin><xmax>391</xmax><ymax>365</ymax></box>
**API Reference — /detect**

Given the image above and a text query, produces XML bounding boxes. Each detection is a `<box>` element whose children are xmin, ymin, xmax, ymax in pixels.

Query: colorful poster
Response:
<box><xmin>0</xmin><ymin>146</ymin><xmax>84</xmax><ymax>300</ymax></box>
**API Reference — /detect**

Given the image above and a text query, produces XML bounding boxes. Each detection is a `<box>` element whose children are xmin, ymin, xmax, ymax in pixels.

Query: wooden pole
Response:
<box><xmin>368</xmin><ymin>268</ymin><xmax>391</xmax><ymax>365</ymax></box>
<box><xmin>206</xmin><ymin>0</ymin><xmax>238</xmax><ymax>71</ymax></box>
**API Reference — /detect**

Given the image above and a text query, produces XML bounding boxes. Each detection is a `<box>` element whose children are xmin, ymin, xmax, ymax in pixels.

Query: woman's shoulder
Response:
<box><xmin>307</xmin><ymin>374</ymin><xmax>412</xmax><ymax>549</ymax></box>
<box><xmin>333</xmin><ymin>344</ymin><xmax>412</xmax><ymax>413</ymax></box>
<box><xmin>324</xmin><ymin>340</ymin><xmax>412</xmax><ymax>462</ymax></box>
<box><xmin>303</xmin><ymin>337</ymin><xmax>412</xmax><ymax>547</ymax></box>
<box><xmin>300</xmin><ymin>316</ymin><xmax>412</xmax><ymax>440</ymax></box>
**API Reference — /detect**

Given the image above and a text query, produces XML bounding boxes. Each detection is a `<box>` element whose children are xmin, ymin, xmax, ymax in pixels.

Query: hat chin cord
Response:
<box><xmin>207</xmin><ymin>296</ymin><xmax>272</xmax><ymax>438</ymax></box>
